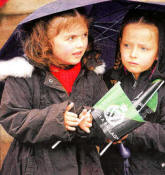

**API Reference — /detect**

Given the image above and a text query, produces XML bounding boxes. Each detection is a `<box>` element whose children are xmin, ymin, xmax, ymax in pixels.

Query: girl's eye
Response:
<box><xmin>123</xmin><ymin>43</ymin><xmax>129</xmax><ymax>48</ymax></box>
<box><xmin>68</xmin><ymin>36</ymin><xmax>74</xmax><ymax>41</ymax></box>
<box><xmin>141</xmin><ymin>47</ymin><xmax>148</xmax><ymax>51</ymax></box>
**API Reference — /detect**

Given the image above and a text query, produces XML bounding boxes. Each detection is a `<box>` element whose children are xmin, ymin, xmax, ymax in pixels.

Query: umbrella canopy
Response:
<box><xmin>0</xmin><ymin>0</ymin><xmax>165</xmax><ymax>69</ymax></box>
<box><xmin>87</xmin><ymin>0</ymin><xmax>165</xmax><ymax>68</ymax></box>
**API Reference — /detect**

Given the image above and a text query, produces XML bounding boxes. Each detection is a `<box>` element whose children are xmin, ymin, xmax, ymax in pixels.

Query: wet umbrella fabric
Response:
<box><xmin>0</xmin><ymin>0</ymin><xmax>165</xmax><ymax>69</ymax></box>
<box><xmin>0</xmin><ymin>0</ymin><xmax>110</xmax><ymax>61</ymax></box>
<box><xmin>87</xmin><ymin>0</ymin><xmax>165</xmax><ymax>68</ymax></box>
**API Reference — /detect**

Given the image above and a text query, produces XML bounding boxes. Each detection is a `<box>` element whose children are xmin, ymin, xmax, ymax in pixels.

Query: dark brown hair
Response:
<box><xmin>114</xmin><ymin>9</ymin><xmax>165</xmax><ymax>72</ymax></box>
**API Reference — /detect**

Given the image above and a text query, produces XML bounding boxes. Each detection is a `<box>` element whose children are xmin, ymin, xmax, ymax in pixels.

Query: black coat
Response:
<box><xmin>0</xmin><ymin>57</ymin><xmax>107</xmax><ymax>175</ymax></box>
<box><xmin>102</xmin><ymin>68</ymin><xmax>165</xmax><ymax>175</ymax></box>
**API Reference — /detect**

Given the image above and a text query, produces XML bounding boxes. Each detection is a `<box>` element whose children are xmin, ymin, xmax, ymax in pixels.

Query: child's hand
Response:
<box><xmin>106</xmin><ymin>135</ymin><xmax>128</xmax><ymax>144</ymax></box>
<box><xmin>79</xmin><ymin>109</ymin><xmax>92</xmax><ymax>133</ymax></box>
<box><xmin>64</xmin><ymin>102</ymin><xmax>80</xmax><ymax>131</ymax></box>
<box><xmin>108</xmin><ymin>134</ymin><xmax>128</xmax><ymax>144</ymax></box>
<box><xmin>113</xmin><ymin>134</ymin><xmax>128</xmax><ymax>144</ymax></box>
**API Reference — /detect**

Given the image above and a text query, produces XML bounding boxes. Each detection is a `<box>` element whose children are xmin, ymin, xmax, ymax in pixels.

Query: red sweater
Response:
<box><xmin>50</xmin><ymin>63</ymin><xmax>81</xmax><ymax>95</ymax></box>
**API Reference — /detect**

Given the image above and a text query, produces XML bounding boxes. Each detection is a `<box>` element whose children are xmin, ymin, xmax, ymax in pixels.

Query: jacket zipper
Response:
<box><xmin>133</xmin><ymin>80</ymin><xmax>137</xmax><ymax>89</ymax></box>
<box><xmin>132</xmin><ymin>73</ymin><xmax>138</xmax><ymax>89</ymax></box>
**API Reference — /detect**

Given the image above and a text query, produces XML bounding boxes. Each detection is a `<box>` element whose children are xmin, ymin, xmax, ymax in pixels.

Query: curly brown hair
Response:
<box><xmin>22</xmin><ymin>9</ymin><xmax>101</xmax><ymax>69</ymax></box>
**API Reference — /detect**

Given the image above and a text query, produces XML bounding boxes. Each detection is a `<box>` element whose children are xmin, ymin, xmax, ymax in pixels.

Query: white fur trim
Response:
<box><xmin>0</xmin><ymin>57</ymin><xmax>34</xmax><ymax>81</ymax></box>
<box><xmin>93</xmin><ymin>62</ymin><xmax>106</xmax><ymax>74</ymax></box>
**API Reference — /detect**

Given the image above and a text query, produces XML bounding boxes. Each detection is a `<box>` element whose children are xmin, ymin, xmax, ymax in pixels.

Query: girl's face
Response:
<box><xmin>120</xmin><ymin>23</ymin><xmax>159</xmax><ymax>80</ymax></box>
<box><xmin>51</xmin><ymin>20</ymin><xmax>88</xmax><ymax>66</ymax></box>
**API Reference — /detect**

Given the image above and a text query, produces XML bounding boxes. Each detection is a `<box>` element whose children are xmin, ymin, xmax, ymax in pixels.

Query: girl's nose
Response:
<box><xmin>76</xmin><ymin>37</ymin><xmax>84</xmax><ymax>48</ymax></box>
<box><xmin>130</xmin><ymin>47</ymin><xmax>137</xmax><ymax>58</ymax></box>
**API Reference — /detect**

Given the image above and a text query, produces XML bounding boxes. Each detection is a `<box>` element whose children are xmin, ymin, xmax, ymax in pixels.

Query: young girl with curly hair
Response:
<box><xmin>0</xmin><ymin>9</ymin><xmax>107</xmax><ymax>175</ymax></box>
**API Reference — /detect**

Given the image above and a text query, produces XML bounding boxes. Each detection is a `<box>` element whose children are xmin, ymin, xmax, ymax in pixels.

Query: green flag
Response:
<box><xmin>92</xmin><ymin>80</ymin><xmax>162</xmax><ymax>141</ymax></box>
<box><xmin>94</xmin><ymin>82</ymin><xmax>145</xmax><ymax>122</ymax></box>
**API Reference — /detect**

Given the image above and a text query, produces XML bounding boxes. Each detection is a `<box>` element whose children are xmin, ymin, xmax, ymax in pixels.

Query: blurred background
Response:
<box><xmin>0</xmin><ymin>0</ymin><xmax>56</xmax><ymax>48</ymax></box>
<box><xmin>0</xmin><ymin>0</ymin><xmax>165</xmax><ymax>169</ymax></box>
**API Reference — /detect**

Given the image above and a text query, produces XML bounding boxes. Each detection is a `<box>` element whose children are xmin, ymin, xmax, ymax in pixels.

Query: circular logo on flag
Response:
<box><xmin>104</xmin><ymin>104</ymin><xmax>128</xmax><ymax>126</ymax></box>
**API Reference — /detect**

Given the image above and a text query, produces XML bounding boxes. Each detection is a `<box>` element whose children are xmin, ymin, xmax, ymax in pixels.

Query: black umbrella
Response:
<box><xmin>0</xmin><ymin>0</ymin><xmax>165</xmax><ymax>70</ymax></box>
<box><xmin>87</xmin><ymin>0</ymin><xmax>165</xmax><ymax>68</ymax></box>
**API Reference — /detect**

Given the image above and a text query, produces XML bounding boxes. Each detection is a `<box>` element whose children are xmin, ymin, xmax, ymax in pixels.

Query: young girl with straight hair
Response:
<box><xmin>102</xmin><ymin>9</ymin><xmax>165</xmax><ymax>175</ymax></box>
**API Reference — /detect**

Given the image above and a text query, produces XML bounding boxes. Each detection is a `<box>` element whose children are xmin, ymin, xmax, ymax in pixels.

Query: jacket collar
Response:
<box><xmin>0</xmin><ymin>56</ymin><xmax>105</xmax><ymax>81</ymax></box>
<box><xmin>0</xmin><ymin>56</ymin><xmax>34</xmax><ymax>81</ymax></box>
<box><xmin>44</xmin><ymin>67</ymin><xmax>86</xmax><ymax>89</ymax></box>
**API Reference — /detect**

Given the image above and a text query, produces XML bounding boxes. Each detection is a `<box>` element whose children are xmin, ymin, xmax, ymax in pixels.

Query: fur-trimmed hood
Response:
<box><xmin>0</xmin><ymin>56</ymin><xmax>106</xmax><ymax>81</ymax></box>
<box><xmin>0</xmin><ymin>57</ymin><xmax>34</xmax><ymax>81</ymax></box>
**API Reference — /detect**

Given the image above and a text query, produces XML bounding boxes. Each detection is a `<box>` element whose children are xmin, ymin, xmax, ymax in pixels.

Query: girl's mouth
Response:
<box><xmin>72</xmin><ymin>51</ymin><xmax>82</xmax><ymax>56</ymax></box>
<box><xmin>128</xmin><ymin>61</ymin><xmax>138</xmax><ymax>65</ymax></box>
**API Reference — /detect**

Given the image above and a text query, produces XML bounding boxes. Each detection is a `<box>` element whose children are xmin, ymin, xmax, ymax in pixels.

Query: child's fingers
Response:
<box><xmin>65</xmin><ymin>111</ymin><xmax>78</xmax><ymax>119</ymax></box>
<box><xmin>79</xmin><ymin>109</ymin><xmax>92</xmax><ymax>123</ymax></box>
<box><xmin>121</xmin><ymin>134</ymin><xmax>128</xmax><ymax>140</ymax></box>
<box><xmin>65</xmin><ymin>102</ymin><xmax>74</xmax><ymax>112</ymax></box>
<box><xmin>65</xmin><ymin>112</ymin><xmax>79</xmax><ymax>122</ymax></box>
<box><xmin>66</xmin><ymin>120</ymin><xmax>79</xmax><ymax>126</ymax></box>
<box><xmin>64</xmin><ymin>103</ymin><xmax>80</xmax><ymax>131</ymax></box>
<box><xmin>106</xmin><ymin>139</ymin><xmax>112</xmax><ymax>143</ymax></box>
<box><xmin>64</xmin><ymin>113</ymin><xmax>80</xmax><ymax>127</ymax></box>
<box><xmin>113</xmin><ymin>135</ymin><xmax>128</xmax><ymax>144</ymax></box>
<box><xmin>86</xmin><ymin>114</ymin><xmax>92</xmax><ymax>122</ymax></box>
<box><xmin>78</xmin><ymin>120</ymin><xmax>92</xmax><ymax>134</ymax></box>
<box><xmin>65</xmin><ymin>125</ymin><xmax>76</xmax><ymax>131</ymax></box>
<box><xmin>85</xmin><ymin>122</ymin><xmax>92</xmax><ymax>128</ymax></box>
<box><xmin>81</xmin><ymin>121</ymin><xmax>92</xmax><ymax>127</ymax></box>
<box><xmin>79</xmin><ymin>109</ymin><xmax>87</xmax><ymax>119</ymax></box>
<box><xmin>78</xmin><ymin>109</ymin><xmax>92</xmax><ymax>133</ymax></box>
<box><xmin>82</xmin><ymin>127</ymin><xmax>90</xmax><ymax>133</ymax></box>
<box><xmin>113</xmin><ymin>141</ymin><xmax>121</xmax><ymax>144</ymax></box>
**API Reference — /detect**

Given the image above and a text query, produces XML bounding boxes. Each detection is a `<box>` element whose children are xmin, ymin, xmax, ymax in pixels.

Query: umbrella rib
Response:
<box><xmin>94</xmin><ymin>34</ymin><xmax>117</xmax><ymax>43</ymax></box>
<box><xmin>93</xmin><ymin>13</ymin><xmax>124</xmax><ymax>40</ymax></box>
<box><xmin>92</xmin><ymin>27</ymin><xmax>118</xmax><ymax>42</ymax></box>
<box><xmin>93</xmin><ymin>25</ymin><xmax>119</xmax><ymax>32</ymax></box>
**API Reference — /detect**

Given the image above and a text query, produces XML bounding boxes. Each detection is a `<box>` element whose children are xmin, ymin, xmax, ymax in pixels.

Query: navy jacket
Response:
<box><xmin>102</xmin><ymin>67</ymin><xmax>165</xmax><ymax>175</ymax></box>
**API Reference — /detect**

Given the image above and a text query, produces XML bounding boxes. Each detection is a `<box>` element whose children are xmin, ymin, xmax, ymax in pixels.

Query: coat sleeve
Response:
<box><xmin>0</xmin><ymin>77</ymin><xmax>71</xmax><ymax>144</ymax></box>
<box><xmin>126</xmin><ymin>92</ymin><xmax>165</xmax><ymax>153</ymax></box>
<box><xmin>91</xmin><ymin>74</ymin><xmax>109</xmax><ymax>145</ymax></box>
<box><xmin>76</xmin><ymin>73</ymin><xmax>108</xmax><ymax>145</ymax></box>
<box><xmin>92</xmin><ymin>73</ymin><xmax>108</xmax><ymax>105</ymax></box>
